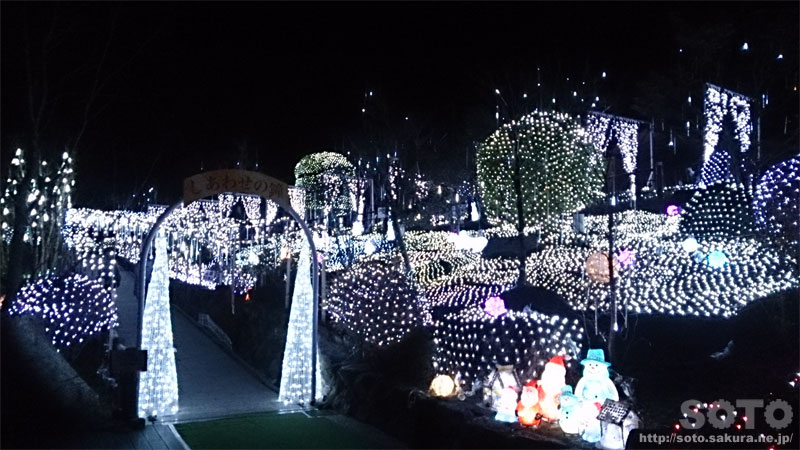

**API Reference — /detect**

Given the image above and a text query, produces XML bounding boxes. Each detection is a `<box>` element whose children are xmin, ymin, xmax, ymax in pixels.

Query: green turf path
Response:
<box><xmin>174</xmin><ymin>412</ymin><xmax>399</xmax><ymax>449</ymax></box>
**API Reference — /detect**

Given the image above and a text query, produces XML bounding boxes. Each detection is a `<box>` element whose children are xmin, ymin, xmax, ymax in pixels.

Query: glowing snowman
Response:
<box><xmin>574</xmin><ymin>349</ymin><xmax>618</xmax><ymax>443</ymax></box>
<box><xmin>558</xmin><ymin>385</ymin><xmax>581</xmax><ymax>434</ymax></box>
<box><xmin>494</xmin><ymin>386</ymin><xmax>519</xmax><ymax>423</ymax></box>
<box><xmin>538</xmin><ymin>355</ymin><xmax>567</xmax><ymax>421</ymax></box>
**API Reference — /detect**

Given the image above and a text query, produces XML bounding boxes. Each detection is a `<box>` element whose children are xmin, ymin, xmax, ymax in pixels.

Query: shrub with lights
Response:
<box><xmin>294</xmin><ymin>152</ymin><xmax>355</xmax><ymax>224</ymax></box>
<box><xmin>432</xmin><ymin>307</ymin><xmax>584</xmax><ymax>391</ymax></box>
<box><xmin>325</xmin><ymin>259</ymin><xmax>424</xmax><ymax>347</ymax></box>
<box><xmin>679</xmin><ymin>183</ymin><xmax>754</xmax><ymax>238</ymax></box>
<box><xmin>8</xmin><ymin>273</ymin><xmax>118</xmax><ymax>352</ymax></box>
<box><xmin>753</xmin><ymin>156</ymin><xmax>800</xmax><ymax>248</ymax></box>
<box><xmin>477</xmin><ymin>110</ymin><xmax>603</xmax><ymax>227</ymax></box>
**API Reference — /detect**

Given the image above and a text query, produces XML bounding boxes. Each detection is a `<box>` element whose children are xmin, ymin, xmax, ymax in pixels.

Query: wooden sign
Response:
<box><xmin>183</xmin><ymin>170</ymin><xmax>290</xmax><ymax>206</ymax></box>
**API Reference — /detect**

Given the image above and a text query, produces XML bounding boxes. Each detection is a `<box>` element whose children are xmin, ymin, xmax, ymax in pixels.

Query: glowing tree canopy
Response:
<box><xmin>753</xmin><ymin>156</ymin><xmax>800</xmax><ymax>247</ymax></box>
<box><xmin>279</xmin><ymin>239</ymin><xmax>322</xmax><ymax>405</ymax></box>
<box><xmin>138</xmin><ymin>233</ymin><xmax>179</xmax><ymax>418</ymax></box>
<box><xmin>477</xmin><ymin>110</ymin><xmax>603</xmax><ymax>227</ymax></box>
<box><xmin>294</xmin><ymin>152</ymin><xmax>355</xmax><ymax>222</ymax></box>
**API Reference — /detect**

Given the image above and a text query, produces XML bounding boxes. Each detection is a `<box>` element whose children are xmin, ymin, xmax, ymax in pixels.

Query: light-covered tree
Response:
<box><xmin>294</xmin><ymin>152</ymin><xmax>355</xmax><ymax>228</ymax></box>
<box><xmin>477</xmin><ymin>110</ymin><xmax>603</xmax><ymax>284</ymax></box>
<box><xmin>1</xmin><ymin>148</ymin><xmax>75</xmax><ymax>284</ymax></box>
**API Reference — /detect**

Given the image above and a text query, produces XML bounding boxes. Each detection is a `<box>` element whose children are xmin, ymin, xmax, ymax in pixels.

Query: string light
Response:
<box><xmin>702</xmin><ymin>85</ymin><xmax>752</xmax><ymax>167</ymax></box>
<box><xmin>325</xmin><ymin>259</ymin><xmax>424</xmax><ymax>346</ymax></box>
<box><xmin>753</xmin><ymin>156</ymin><xmax>800</xmax><ymax>247</ymax></box>
<box><xmin>9</xmin><ymin>273</ymin><xmax>118</xmax><ymax>350</ymax></box>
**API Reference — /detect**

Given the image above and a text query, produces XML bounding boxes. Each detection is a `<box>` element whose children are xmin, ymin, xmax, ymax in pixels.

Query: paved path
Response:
<box><xmin>168</xmin><ymin>305</ymin><xmax>292</xmax><ymax>422</ymax></box>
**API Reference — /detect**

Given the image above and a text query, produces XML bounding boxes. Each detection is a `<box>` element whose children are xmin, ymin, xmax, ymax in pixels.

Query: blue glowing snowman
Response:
<box><xmin>558</xmin><ymin>385</ymin><xmax>581</xmax><ymax>434</ymax></box>
<box><xmin>574</xmin><ymin>349</ymin><xmax>619</xmax><ymax>443</ymax></box>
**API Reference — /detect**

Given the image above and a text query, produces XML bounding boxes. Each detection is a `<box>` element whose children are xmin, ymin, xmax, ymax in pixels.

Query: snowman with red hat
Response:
<box><xmin>538</xmin><ymin>355</ymin><xmax>567</xmax><ymax>421</ymax></box>
<box><xmin>516</xmin><ymin>380</ymin><xmax>543</xmax><ymax>427</ymax></box>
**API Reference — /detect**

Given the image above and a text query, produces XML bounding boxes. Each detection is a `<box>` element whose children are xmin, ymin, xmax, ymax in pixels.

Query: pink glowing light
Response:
<box><xmin>617</xmin><ymin>249</ymin><xmax>635</xmax><ymax>267</ymax></box>
<box><xmin>666</xmin><ymin>205</ymin><xmax>681</xmax><ymax>216</ymax></box>
<box><xmin>484</xmin><ymin>296</ymin><xmax>507</xmax><ymax>317</ymax></box>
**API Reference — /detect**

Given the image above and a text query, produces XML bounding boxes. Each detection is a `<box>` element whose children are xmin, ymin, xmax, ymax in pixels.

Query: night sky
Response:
<box><xmin>1</xmin><ymin>2</ymin><xmax>796</xmax><ymax>207</ymax></box>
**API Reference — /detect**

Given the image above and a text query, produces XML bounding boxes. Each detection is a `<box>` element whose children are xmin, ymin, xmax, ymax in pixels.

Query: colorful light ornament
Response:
<box><xmin>665</xmin><ymin>205</ymin><xmax>681</xmax><ymax>216</ymax></box>
<box><xmin>706</xmin><ymin>250</ymin><xmax>729</xmax><ymax>269</ymax></box>
<box><xmin>483</xmin><ymin>295</ymin><xmax>508</xmax><ymax>317</ymax></box>
<box><xmin>430</xmin><ymin>374</ymin><xmax>457</xmax><ymax>397</ymax></box>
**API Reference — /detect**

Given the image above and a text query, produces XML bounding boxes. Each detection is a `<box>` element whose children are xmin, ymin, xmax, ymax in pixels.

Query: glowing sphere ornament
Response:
<box><xmin>586</xmin><ymin>252</ymin><xmax>619</xmax><ymax>283</ymax></box>
<box><xmin>483</xmin><ymin>296</ymin><xmax>507</xmax><ymax>318</ymax></box>
<box><xmin>666</xmin><ymin>204</ymin><xmax>681</xmax><ymax>216</ymax></box>
<box><xmin>681</xmin><ymin>237</ymin><xmax>699</xmax><ymax>253</ymax></box>
<box><xmin>430</xmin><ymin>374</ymin><xmax>457</xmax><ymax>397</ymax></box>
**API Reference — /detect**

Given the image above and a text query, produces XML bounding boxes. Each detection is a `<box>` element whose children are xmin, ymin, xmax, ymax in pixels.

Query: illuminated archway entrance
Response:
<box><xmin>134</xmin><ymin>169</ymin><xmax>321</xmax><ymax>417</ymax></box>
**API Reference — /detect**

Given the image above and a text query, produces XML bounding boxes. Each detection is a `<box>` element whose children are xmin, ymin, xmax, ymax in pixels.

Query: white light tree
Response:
<box><xmin>279</xmin><ymin>239</ymin><xmax>322</xmax><ymax>405</ymax></box>
<box><xmin>138</xmin><ymin>233</ymin><xmax>179</xmax><ymax>418</ymax></box>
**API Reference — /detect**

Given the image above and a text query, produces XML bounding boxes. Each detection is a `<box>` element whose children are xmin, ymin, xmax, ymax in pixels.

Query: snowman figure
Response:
<box><xmin>516</xmin><ymin>380</ymin><xmax>543</xmax><ymax>427</ymax></box>
<box><xmin>574</xmin><ymin>349</ymin><xmax>618</xmax><ymax>443</ymax></box>
<box><xmin>538</xmin><ymin>355</ymin><xmax>567</xmax><ymax>421</ymax></box>
<box><xmin>558</xmin><ymin>385</ymin><xmax>581</xmax><ymax>434</ymax></box>
<box><xmin>494</xmin><ymin>386</ymin><xmax>519</xmax><ymax>423</ymax></box>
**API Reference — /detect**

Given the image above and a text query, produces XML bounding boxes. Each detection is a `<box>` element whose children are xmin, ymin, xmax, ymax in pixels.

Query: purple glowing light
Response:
<box><xmin>617</xmin><ymin>249</ymin><xmax>635</xmax><ymax>267</ymax></box>
<box><xmin>484</xmin><ymin>296</ymin><xmax>507</xmax><ymax>317</ymax></box>
<box><xmin>666</xmin><ymin>205</ymin><xmax>681</xmax><ymax>216</ymax></box>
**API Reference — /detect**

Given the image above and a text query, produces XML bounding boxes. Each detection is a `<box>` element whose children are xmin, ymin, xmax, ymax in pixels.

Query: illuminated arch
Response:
<box><xmin>134</xmin><ymin>169</ymin><xmax>321</xmax><ymax>414</ymax></box>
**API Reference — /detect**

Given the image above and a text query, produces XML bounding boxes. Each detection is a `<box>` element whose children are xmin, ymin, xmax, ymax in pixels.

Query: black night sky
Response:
<box><xmin>2</xmin><ymin>2</ymin><xmax>797</xmax><ymax>208</ymax></box>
